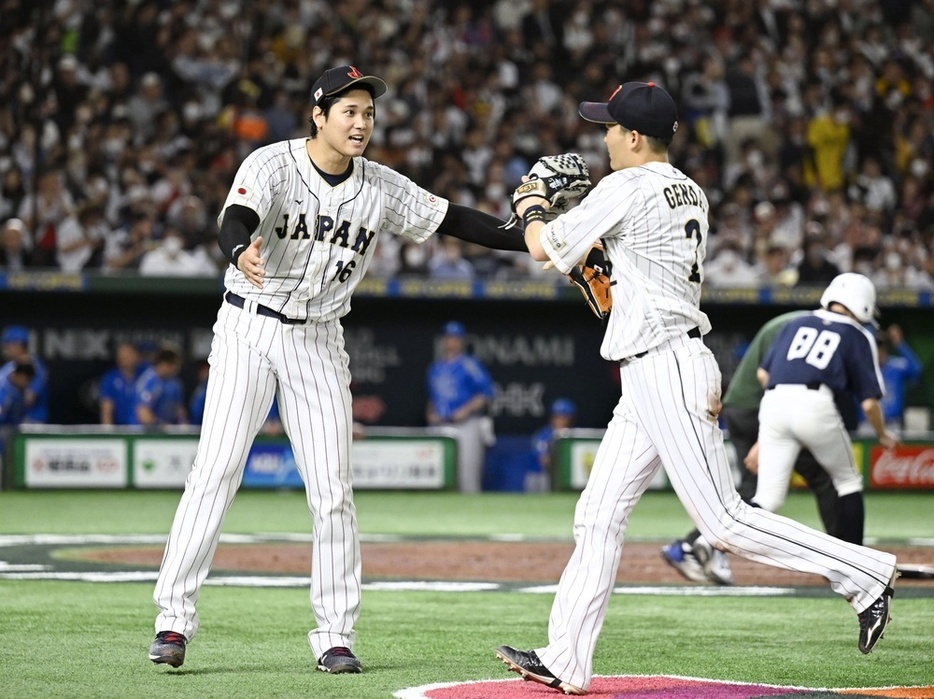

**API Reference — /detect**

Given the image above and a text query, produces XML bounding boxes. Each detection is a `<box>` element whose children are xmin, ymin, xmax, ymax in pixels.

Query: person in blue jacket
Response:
<box><xmin>0</xmin><ymin>359</ymin><xmax>35</xmax><ymax>426</ymax></box>
<box><xmin>0</xmin><ymin>325</ymin><xmax>48</xmax><ymax>423</ymax></box>
<box><xmin>426</xmin><ymin>321</ymin><xmax>495</xmax><ymax>492</ymax></box>
<box><xmin>857</xmin><ymin>324</ymin><xmax>923</xmax><ymax>436</ymax></box>
<box><xmin>135</xmin><ymin>344</ymin><xmax>188</xmax><ymax>426</ymax></box>
<box><xmin>528</xmin><ymin>398</ymin><xmax>576</xmax><ymax>492</ymax></box>
<box><xmin>99</xmin><ymin>341</ymin><xmax>145</xmax><ymax>425</ymax></box>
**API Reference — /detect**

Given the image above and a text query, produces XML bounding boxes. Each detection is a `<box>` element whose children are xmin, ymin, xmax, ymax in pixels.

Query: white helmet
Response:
<box><xmin>820</xmin><ymin>273</ymin><xmax>877</xmax><ymax>323</ymax></box>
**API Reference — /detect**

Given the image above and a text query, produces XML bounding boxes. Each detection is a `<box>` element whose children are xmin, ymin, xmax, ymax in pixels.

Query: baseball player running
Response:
<box><xmin>149</xmin><ymin>65</ymin><xmax>528</xmax><ymax>674</ymax></box>
<box><xmin>752</xmin><ymin>273</ymin><xmax>899</xmax><ymax>545</ymax></box>
<box><xmin>663</xmin><ymin>310</ymin><xmax>842</xmax><ymax>586</ymax></box>
<box><xmin>494</xmin><ymin>81</ymin><xmax>898</xmax><ymax>696</ymax></box>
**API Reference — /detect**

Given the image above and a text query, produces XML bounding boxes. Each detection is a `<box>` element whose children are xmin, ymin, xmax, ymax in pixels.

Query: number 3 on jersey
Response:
<box><xmin>786</xmin><ymin>326</ymin><xmax>841</xmax><ymax>369</ymax></box>
<box><xmin>334</xmin><ymin>259</ymin><xmax>356</xmax><ymax>283</ymax></box>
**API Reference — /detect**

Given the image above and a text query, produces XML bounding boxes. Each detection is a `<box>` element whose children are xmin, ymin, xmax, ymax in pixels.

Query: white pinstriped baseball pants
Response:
<box><xmin>153</xmin><ymin>301</ymin><xmax>361</xmax><ymax>658</ymax></box>
<box><xmin>535</xmin><ymin>338</ymin><xmax>897</xmax><ymax>691</ymax></box>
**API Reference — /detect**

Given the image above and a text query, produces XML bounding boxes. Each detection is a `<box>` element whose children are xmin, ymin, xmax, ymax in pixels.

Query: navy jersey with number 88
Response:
<box><xmin>760</xmin><ymin>309</ymin><xmax>884</xmax><ymax>401</ymax></box>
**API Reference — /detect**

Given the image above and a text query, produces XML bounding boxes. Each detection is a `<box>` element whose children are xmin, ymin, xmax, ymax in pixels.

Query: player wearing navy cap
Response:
<box><xmin>150</xmin><ymin>65</ymin><xmax>529</xmax><ymax>674</ymax></box>
<box><xmin>528</xmin><ymin>398</ymin><xmax>577</xmax><ymax>492</ymax></box>
<box><xmin>753</xmin><ymin>273</ymin><xmax>898</xmax><ymax>545</ymax></box>
<box><xmin>495</xmin><ymin>81</ymin><xmax>898</xmax><ymax>695</ymax></box>
<box><xmin>426</xmin><ymin>320</ymin><xmax>495</xmax><ymax>492</ymax></box>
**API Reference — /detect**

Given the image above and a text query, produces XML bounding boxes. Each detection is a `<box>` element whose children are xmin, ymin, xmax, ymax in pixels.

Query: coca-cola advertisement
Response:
<box><xmin>870</xmin><ymin>445</ymin><xmax>934</xmax><ymax>489</ymax></box>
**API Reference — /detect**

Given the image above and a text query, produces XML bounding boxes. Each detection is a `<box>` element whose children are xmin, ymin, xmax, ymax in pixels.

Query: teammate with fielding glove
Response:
<box><xmin>504</xmin><ymin>152</ymin><xmax>592</xmax><ymax>228</ymax></box>
<box><xmin>566</xmin><ymin>244</ymin><xmax>612</xmax><ymax>320</ymax></box>
<box><xmin>507</xmin><ymin>153</ymin><xmax>612</xmax><ymax>319</ymax></box>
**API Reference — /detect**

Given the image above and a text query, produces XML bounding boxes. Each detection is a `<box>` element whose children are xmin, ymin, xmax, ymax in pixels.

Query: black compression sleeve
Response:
<box><xmin>218</xmin><ymin>204</ymin><xmax>260</xmax><ymax>266</ymax></box>
<box><xmin>435</xmin><ymin>203</ymin><xmax>528</xmax><ymax>252</ymax></box>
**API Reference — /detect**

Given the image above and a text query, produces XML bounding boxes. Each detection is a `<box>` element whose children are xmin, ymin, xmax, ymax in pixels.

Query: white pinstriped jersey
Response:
<box><xmin>539</xmin><ymin>161</ymin><xmax>712</xmax><ymax>360</ymax></box>
<box><xmin>218</xmin><ymin>138</ymin><xmax>449</xmax><ymax>321</ymax></box>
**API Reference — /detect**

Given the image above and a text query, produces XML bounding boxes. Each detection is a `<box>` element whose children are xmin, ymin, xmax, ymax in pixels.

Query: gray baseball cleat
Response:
<box><xmin>316</xmin><ymin>646</ymin><xmax>362</xmax><ymax>673</ymax></box>
<box><xmin>149</xmin><ymin>631</ymin><xmax>187</xmax><ymax>668</ymax></box>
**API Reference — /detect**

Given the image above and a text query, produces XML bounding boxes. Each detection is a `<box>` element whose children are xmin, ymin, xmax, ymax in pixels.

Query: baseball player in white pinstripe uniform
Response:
<box><xmin>495</xmin><ymin>81</ymin><xmax>898</xmax><ymax>695</ymax></box>
<box><xmin>149</xmin><ymin>65</ymin><xmax>528</xmax><ymax>674</ymax></box>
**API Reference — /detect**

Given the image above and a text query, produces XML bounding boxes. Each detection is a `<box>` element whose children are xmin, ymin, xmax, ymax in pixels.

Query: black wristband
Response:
<box><xmin>523</xmin><ymin>205</ymin><xmax>548</xmax><ymax>225</ymax></box>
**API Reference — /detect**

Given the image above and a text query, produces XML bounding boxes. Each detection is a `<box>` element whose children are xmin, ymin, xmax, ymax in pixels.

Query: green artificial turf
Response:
<box><xmin>0</xmin><ymin>581</ymin><xmax>931</xmax><ymax>699</ymax></box>
<box><xmin>2</xmin><ymin>489</ymin><xmax>931</xmax><ymax>541</ymax></box>
<box><xmin>0</xmin><ymin>489</ymin><xmax>931</xmax><ymax>698</ymax></box>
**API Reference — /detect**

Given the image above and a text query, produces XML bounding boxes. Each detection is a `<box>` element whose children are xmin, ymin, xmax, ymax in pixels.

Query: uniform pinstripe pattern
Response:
<box><xmin>154</xmin><ymin>137</ymin><xmax>449</xmax><ymax>660</ymax></box>
<box><xmin>218</xmin><ymin>138</ymin><xmax>447</xmax><ymax>321</ymax></box>
<box><xmin>532</xmin><ymin>161</ymin><xmax>898</xmax><ymax>692</ymax></box>
<box><xmin>540</xmin><ymin>163</ymin><xmax>712</xmax><ymax>360</ymax></box>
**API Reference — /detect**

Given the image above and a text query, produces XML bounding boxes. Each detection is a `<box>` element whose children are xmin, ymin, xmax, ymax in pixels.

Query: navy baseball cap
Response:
<box><xmin>1</xmin><ymin>325</ymin><xmax>29</xmax><ymax>344</ymax></box>
<box><xmin>579</xmin><ymin>81</ymin><xmax>679</xmax><ymax>138</ymax></box>
<box><xmin>551</xmin><ymin>398</ymin><xmax>577</xmax><ymax>416</ymax></box>
<box><xmin>311</xmin><ymin>65</ymin><xmax>387</xmax><ymax>106</ymax></box>
<box><xmin>441</xmin><ymin>321</ymin><xmax>466</xmax><ymax>337</ymax></box>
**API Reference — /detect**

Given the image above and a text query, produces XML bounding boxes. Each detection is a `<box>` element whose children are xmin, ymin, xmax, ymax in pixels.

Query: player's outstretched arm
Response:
<box><xmin>435</xmin><ymin>203</ymin><xmax>528</xmax><ymax>252</ymax></box>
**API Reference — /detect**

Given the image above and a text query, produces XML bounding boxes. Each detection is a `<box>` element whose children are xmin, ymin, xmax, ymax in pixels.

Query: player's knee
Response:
<box><xmin>750</xmin><ymin>492</ymin><xmax>784</xmax><ymax>512</ymax></box>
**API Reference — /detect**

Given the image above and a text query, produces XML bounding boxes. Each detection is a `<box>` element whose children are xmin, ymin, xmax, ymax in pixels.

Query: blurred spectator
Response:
<box><xmin>704</xmin><ymin>241</ymin><xmax>759</xmax><ymax>288</ymax></box>
<box><xmin>127</xmin><ymin>72</ymin><xmax>169</xmax><ymax>144</ymax></box>
<box><xmin>139</xmin><ymin>225</ymin><xmax>218</xmax><ymax>277</ymax></box>
<box><xmin>756</xmin><ymin>244</ymin><xmax>798</xmax><ymax>287</ymax></box>
<box><xmin>0</xmin><ymin>166</ymin><xmax>28</xmax><ymax>222</ymax></box>
<box><xmin>134</xmin><ymin>343</ymin><xmax>188</xmax><ymax>426</ymax></box>
<box><xmin>796</xmin><ymin>227</ymin><xmax>842</xmax><ymax>286</ymax></box>
<box><xmin>17</xmin><ymin>168</ymin><xmax>75</xmax><ymax>268</ymax></box>
<box><xmin>55</xmin><ymin>202</ymin><xmax>107</xmax><ymax>273</ymax></box>
<box><xmin>849</xmin><ymin>156</ymin><xmax>897</xmax><ymax>220</ymax></box>
<box><xmin>0</xmin><ymin>218</ymin><xmax>36</xmax><ymax>271</ymax></box>
<box><xmin>98</xmin><ymin>341</ymin><xmax>145</xmax><ymax>425</ymax></box>
<box><xmin>0</xmin><ymin>325</ymin><xmax>48</xmax><ymax>423</ymax></box>
<box><xmin>104</xmin><ymin>212</ymin><xmax>156</xmax><ymax>272</ymax></box>
<box><xmin>398</xmin><ymin>239</ymin><xmax>432</xmax><ymax>276</ymax></box>
<box><xmin>871</xmin><ymin>243</ymin><xmax>934</xmax><ymax>290</ymax></box>
<box><xmin>428</xmin><ymin>237</ymin><xmax>476</xmax><ymax>280</ymax></box>
<box><xmin>0</xmin><ymin>0</ymin><xmax>929</xmax><ymax>286</ymax></box>
<box><xmin>857</xmin><ymin>324</ymin><xmax>924</xmax><ymax>436</ymax></box>
<box><xmin>723</xmin><ymin>54</ymin><xmax>771</xmax><ymax>170</ymax></box>
<box><xmin>804</xmin><ymin>97</ymin><xmax>854</xmax><ymax>193</ymax></box>
<box><xmin>528</xmin><ymin>398</ymin><xmax>576</xmax><ymax>493</ymax></box>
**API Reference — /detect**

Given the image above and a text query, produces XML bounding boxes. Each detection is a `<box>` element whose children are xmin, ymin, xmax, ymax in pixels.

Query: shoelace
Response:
<box><xmin>327</xmin><ymin>647</ymin><xmax>355</xmax><ymax>658</ymax></box>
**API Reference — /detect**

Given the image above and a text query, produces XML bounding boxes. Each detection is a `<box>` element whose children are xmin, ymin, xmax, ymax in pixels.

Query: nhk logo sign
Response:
<box><xmin>870</xmin><ymin>445</ymin><xmax>934</xmax><ymax>489</ymax></box>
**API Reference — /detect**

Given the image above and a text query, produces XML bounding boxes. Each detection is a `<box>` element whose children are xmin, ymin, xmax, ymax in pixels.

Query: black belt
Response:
<box><xmin>225</xmin><ymin>291</ymin><xmax>304</xmax><ymax>325</ymax></box>
<box><xmin>767</xmin><ymin>381</ymin><xmax>824</xmax><ymax>392</ymax></box>
<box><xmin>629</xmin><ymin>327</ymin><xmax>702</xmax><ymax>361</ymax></box>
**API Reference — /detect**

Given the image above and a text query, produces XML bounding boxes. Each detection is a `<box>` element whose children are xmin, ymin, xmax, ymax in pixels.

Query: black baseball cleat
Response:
<box><xmin>316</xmin><ymin>646</ymin><xmax>362</xmax><ymax>674</ymax></box>
<box><xmin>149</xmin><ymin>631</ymin><xmax>187</xmax><ymax>668</ymax></box>
<box><xmin>495</xmin><ymin>645</ymin><xmax>585</xmax><ymax>696</ymax></box>
<box><xmin>857</xmin><ymin>571</ymin><xmax>897</xmax><ymax>654</ymax></box>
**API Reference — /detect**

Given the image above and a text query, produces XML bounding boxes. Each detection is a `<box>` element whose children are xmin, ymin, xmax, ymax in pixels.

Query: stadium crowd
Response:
<box><xmin>0</xmin><ymin>0</ymin><xmax>932</xmax><ymax>286</ymax></box>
